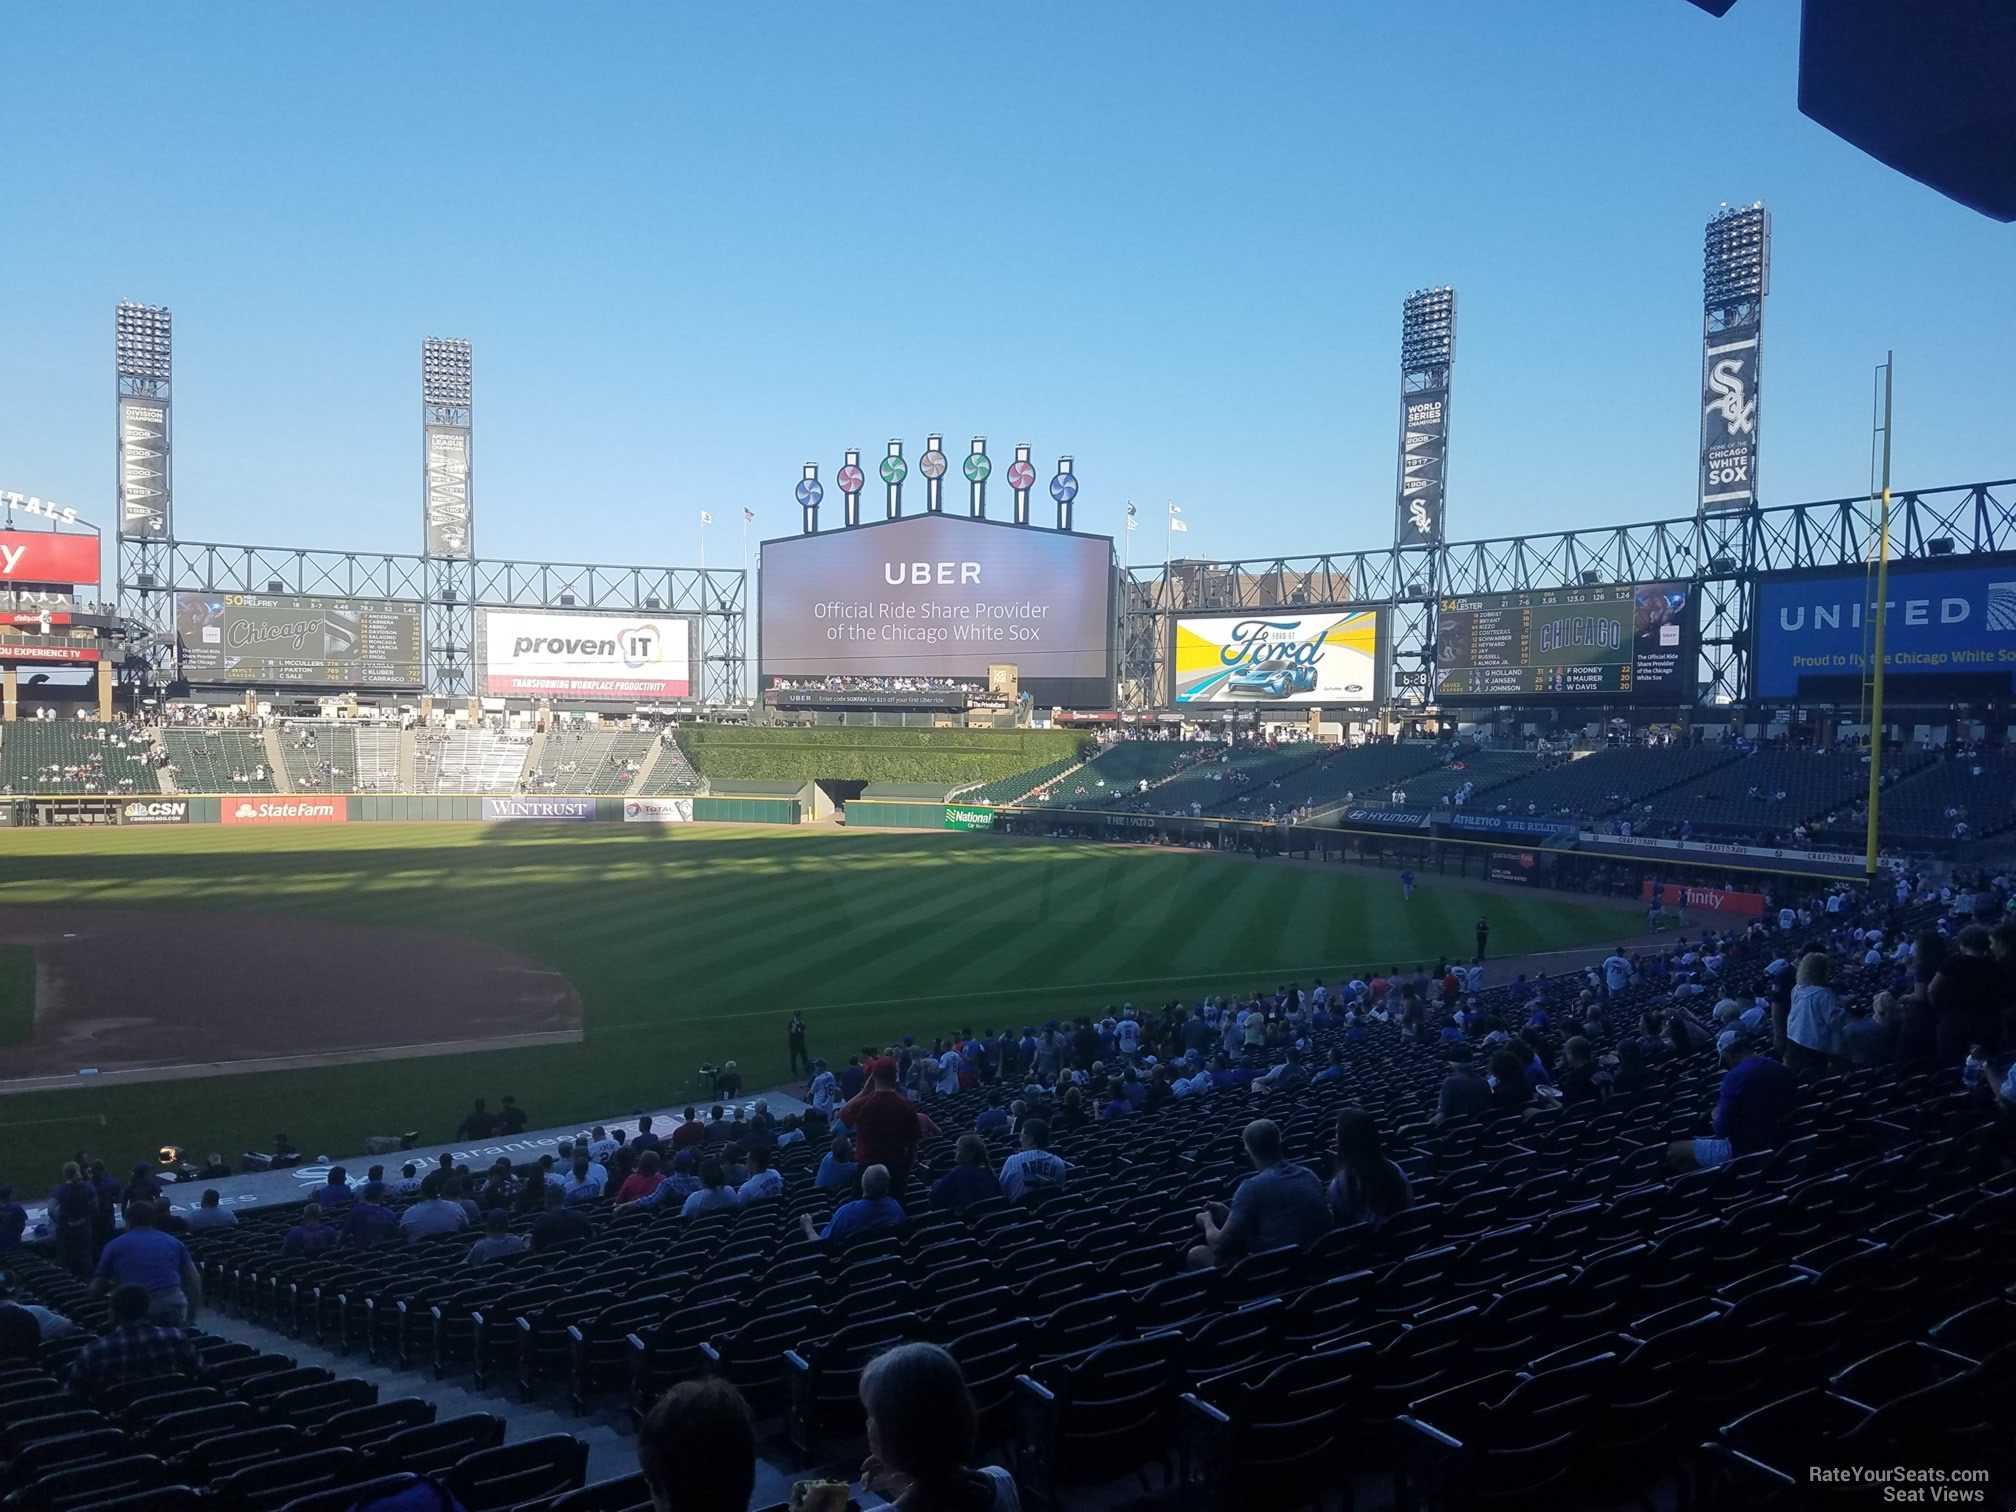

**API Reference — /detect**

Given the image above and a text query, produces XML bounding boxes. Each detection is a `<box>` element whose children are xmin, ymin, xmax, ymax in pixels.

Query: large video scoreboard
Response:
<box><xmin>1434</xmin><ymin>582</ymin><xmax>1694</xmax><ymax>702</ymax></box>
<box><xmin>175</xmin><ymin>593</ymin><xmax>424</xmax><ymax>688</ymax></box>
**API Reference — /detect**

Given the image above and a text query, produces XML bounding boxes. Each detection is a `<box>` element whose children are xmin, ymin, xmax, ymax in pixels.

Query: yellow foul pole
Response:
<box><xmin>1864</xmin><ymin>353</ymin><xmax>1893</xmax><ymax>877</ymax></box>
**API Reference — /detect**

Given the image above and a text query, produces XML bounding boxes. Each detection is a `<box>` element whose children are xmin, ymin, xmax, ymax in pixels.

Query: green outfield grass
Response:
<box><xmin>0</xmin><ymin>824</ymin><xmax>1637</xmax><ymax>1181</ymax></box>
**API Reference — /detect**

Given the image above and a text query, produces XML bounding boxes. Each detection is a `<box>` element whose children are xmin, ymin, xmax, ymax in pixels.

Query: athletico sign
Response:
<box><xmin>0</xmin><ymin>531</ymin><xmax>100</xmax><ymax>586</ymax></box>
<box><xmin>122</xmin><ymin>799</ymin><xmax>188</xmax><ymax>825</ymax></box>
<box><xmin>623</xmin><ymin>798</ymin><xmax>694</xmax><ymax>823</ymax></box>
<box><xmin>477</xmin><ymin>610</ymin><xmax>693</xmax><ymax>701</ymax></box>
<box><xmin>482</xmin><ymin>797</ymin><xmax>596</xmax><ymax>822</ymax></box>
<box><xmin>222</xmin><ymin>799</ymin><xmax>346</xmax><ymax>825</ymax></box>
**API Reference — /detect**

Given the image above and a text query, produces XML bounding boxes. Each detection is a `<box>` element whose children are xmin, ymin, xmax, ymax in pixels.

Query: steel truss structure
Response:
<box><xmin>116</xmin><ymin>540</ymin><xmax>746</xmax><ymax>703</ymax></box>
<box><xmin>1121</xmin><ymin>478</ymin><xmax>2014</xmax><ymax>710</ymax></box>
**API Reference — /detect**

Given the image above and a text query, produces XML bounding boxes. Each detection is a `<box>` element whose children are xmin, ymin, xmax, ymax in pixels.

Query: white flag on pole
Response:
<box><xmin>699</xmin><ymin>511</ymin><xmax>714</xmax><ymax>525</ymax></box>
<box><xmin>1167</xmin><ymin>502</ymin><xmax>1183</xmax><ymax>516</ymax></box>
<box><xmin>1169</xmin><ymin>517</ymin><xmax>1189</xmax><ymax>533</ymax></box>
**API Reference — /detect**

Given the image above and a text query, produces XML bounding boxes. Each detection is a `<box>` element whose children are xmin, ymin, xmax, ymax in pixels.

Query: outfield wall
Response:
<box><xmin>11</xmin><ymin>794</ymin><xmax>798</xmax><ymax>827</ymax></box>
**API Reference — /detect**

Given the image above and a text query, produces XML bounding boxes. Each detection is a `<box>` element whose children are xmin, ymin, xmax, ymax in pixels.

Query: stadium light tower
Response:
<box><xmin>421</xmin><ymin>337</ymin><xmax>474</xmax><ymax>694</ymax></box>
<box><xmin>1394</xmin><ymin>287</ymin><xmax>1455</xmax><ymax>552</ymax></box>
<box><xmin>115</xmin><ymin>301</ymin><xmax>174</xmax><ymax>654</ymax></box>
<box><xmin>1698</xmin><ymin>202</ymin><xmax>1770</xmax><ymax>515</ymax></box>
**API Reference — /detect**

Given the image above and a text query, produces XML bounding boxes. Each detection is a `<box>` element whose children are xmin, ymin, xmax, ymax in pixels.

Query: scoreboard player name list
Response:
<box><xmin>813</xmin><ymin>598</ymin><xmax>1052</xmax><ymax>646</ymax></box>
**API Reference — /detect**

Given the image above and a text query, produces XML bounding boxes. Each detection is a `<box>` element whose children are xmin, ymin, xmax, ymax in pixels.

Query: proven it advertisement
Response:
<box><xmin>758</xmin><ymin>514</ymin><xmax>1115</xmax><ymax>706</ymax></box>
<box><xmin>1171</xmin><ymin>610</ymin><xmax>1383</xmax><ymax>705</ymax></box>
<box><xmin>478</xmin><ymin>610</ymin><xmax>694</xmax><ymax>701</ymax></box>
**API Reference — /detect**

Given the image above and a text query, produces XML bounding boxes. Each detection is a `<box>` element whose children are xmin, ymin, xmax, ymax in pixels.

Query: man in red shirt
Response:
<box><xmin>670</xmin><ymin>1108</ymin><xmax>708</xmax><ymax>1153</ymax></box>
<box><xmin>838</xmin><ymin>1059</ymin><xmax>923</xmax><ymax>1205</ymax></box>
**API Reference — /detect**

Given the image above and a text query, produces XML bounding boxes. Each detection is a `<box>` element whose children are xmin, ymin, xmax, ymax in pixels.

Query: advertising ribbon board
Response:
<box><xmin>943</xmin><ymin>805</ymin><xmax>997</xmax><ymax>831</ymax></box>
<box><xmin>1450</xmin><ymin>812</ymin><xmax>1580</xmax><ymax>838</ymax></box>
<box><xmin>481</xmin><ymin>797</ymin><xmax>596</xmax><ymax>822</ymax></box>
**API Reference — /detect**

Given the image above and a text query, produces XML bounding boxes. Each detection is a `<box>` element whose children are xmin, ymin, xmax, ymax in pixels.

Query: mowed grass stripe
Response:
<box><xmin>824</xmin><ymin>848</ymin><xmax>1141</xmax><ymax>1018</ymax></box>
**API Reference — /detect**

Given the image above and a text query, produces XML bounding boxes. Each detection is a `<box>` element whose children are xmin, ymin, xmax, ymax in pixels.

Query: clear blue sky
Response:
<box><xmin>3</xmin><ymin>3</ymin><xmax>2010</xmax><ymax>579</ymax></box>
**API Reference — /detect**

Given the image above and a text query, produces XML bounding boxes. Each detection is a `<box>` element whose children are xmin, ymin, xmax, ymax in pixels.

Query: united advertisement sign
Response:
<box><xmin>221</xmin><ymin>799</ymin><xmax>347</xmax><ymax>825</ymax></box>
<box><xmin>482</xmin><ymin>797</ymin><xmax>596</xmax><ymax>822</ymax></box>
<box><xmin>1171</xmin><ymin>610</ymin><xmax>1383</xmax><ymax>705</ymax></box>
<box><xmin>1754</xmin><ymin>559</ymin><xmax>2016</xmax><ymax>699</ymax></box>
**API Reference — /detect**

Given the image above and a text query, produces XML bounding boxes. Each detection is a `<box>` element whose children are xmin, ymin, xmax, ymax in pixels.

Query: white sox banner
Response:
<box><xmin>1699</xmin><ymin>330</ymin><xmax>1760</xmax><ymax>513</ymax></box>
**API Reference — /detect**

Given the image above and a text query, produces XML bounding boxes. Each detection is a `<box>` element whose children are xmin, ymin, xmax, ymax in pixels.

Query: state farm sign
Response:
<box><xmin>221</xmin><ymin>799</ymin><xmax>347</xmax><ymax>825</ymax></box>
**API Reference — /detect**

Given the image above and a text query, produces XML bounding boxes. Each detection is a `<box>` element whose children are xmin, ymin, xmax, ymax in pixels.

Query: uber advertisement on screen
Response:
<box><xmin>758</xmin><ymin>515</ymin><xmax>1116</xmax><ymax>706</ymax></box>
<box><xmin>1753</xmin><ymin>559</ymin><xmax>2016</xmax><ymax>700</ymax></box>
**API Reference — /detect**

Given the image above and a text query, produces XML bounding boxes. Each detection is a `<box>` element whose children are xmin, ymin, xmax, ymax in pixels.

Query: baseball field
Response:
<box><xmin>0</xmin><ymin>823</ymin><xmax>1639</xmax><ymax>1180</ymax></box>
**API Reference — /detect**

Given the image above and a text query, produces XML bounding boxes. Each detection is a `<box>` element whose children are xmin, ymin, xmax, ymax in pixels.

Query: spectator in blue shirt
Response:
<box><xmin>343</xmin><ymin>1194</ymin><xmax>398</xmax><ymax>1248</ymax></box>
<box><xmin>815</xmin><ymin>1137</ymin><xmax>859</xmax><ymax>1194</ymax></box>
<box><xmin>1098</xmin><ymin>1080</ymin><xmax>1134</xmax><ymax>1121</ymax></box>
<box><xmin>92</xmin><ymin>1200</ymin><xmax>203</xmax><ymax>1323</ymax></box>
<box><xmin>929</xmin><ymin>1137</ymin><xmax>1003</xmax><ymax>1215</ymax></box>
<box><xmin>316</xmin><ymin>1166</ymin><xmax>355</xmax><ymax>1208</ymax></box>
<box><xmin>801</xmin><ymin>1165</ymin><xmax>904</xmax><ymax>1241</ymax></box>
<box><xmin>1668</xmin><ymin>1032</ymin><xmax>1800</xmax><ymax>1169</ymax></box>
<box><xmin>1190</xmin><ymin>1119</ymin><xmax>1332</xmax><ymax>1268</ymax></box>
<box><xmin>973</xmin><ymin>1092</ymin><xmax>1010</xmax><ymax>1135</ymax></box>
<box><xmin>1311</xmin><ymin>1049</ymin><xmax>1347</xmax><ymax>1085</ymax></box>
<box><xmin>282</xmin><ymin>1204</ymin><xmax>339</xmax><ymax>1257</ymax></box>
<box><xmin>0</xmin><ymin>1188</ymin><xmax>26</xmax><ymax>1251</ymax></box>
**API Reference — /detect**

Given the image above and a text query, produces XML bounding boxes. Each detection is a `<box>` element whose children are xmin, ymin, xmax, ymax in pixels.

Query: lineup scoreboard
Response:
<box><xmin>175</xmin><ymin>593</ymin><xmax>424</xmax><ymax>688</ymax></box>
<box><xmin>1434</xmin><ymin>582</ymin><xmax>1693</xmax><ymax>701</ymax></box>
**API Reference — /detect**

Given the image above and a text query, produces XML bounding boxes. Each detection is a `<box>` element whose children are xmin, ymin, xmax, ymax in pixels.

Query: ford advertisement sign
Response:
<box><xmin>1754</xmin><ymin>560</ymin><xmax>2016</xmax><ymax>699</ymax></box>
<box><xmin>1171</xmin><ymin>609</ymin><xmax>1385</xmax><ymax>705</ymax></box>
<box><xmin>481</xmin><ymin>797</ymin><xmax>596</xmax><ymax>822</ymax></box>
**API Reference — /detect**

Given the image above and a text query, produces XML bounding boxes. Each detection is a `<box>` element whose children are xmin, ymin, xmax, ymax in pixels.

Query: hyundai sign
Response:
<box><xmin>1753</xmin><ymin>559</ymin><xmax>2016</xmax><ymax>700</ymax></box>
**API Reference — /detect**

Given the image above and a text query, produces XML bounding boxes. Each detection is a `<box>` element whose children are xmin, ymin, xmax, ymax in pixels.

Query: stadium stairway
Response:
<box><xmin>523</xmin><ymin>729</ymin><xmax>549</xmax><ymax>786</ymax></box>
<box><xmin>396</xmin><ymin>729</ymin><xmax>416</xmax><ymax>790</ymax></box>
<box><xmin>264</xmin><ymin>727</ymin><xmax>294</xmax><ymax>793</ymax></box>
<box><xmin>625</xmin><ymin>740</ymin><xmax>664</xmax><ymax>795</ymax></box>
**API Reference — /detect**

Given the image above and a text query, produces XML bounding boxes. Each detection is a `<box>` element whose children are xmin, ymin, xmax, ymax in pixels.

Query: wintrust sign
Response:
<box><xmin>0</xmin><ymin>532</ymin><xmax>101</xmax><ymax>585</ymax></box>
<box><xmin>482</xmin><ymin>797</ymin><xmax>595</xmax><ymax>822</ymax></box>
<box><xmin>222</xmin><ymin>799</ymin><xmax>346</xmax><ymax>825</ymax></box>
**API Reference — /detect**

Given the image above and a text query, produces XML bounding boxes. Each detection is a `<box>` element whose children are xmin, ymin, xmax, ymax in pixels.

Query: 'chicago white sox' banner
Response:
<box><xmin>1699</xmin><ymin>330</ymin><xmax>1760</xmax><ymax>514</ymax></box>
